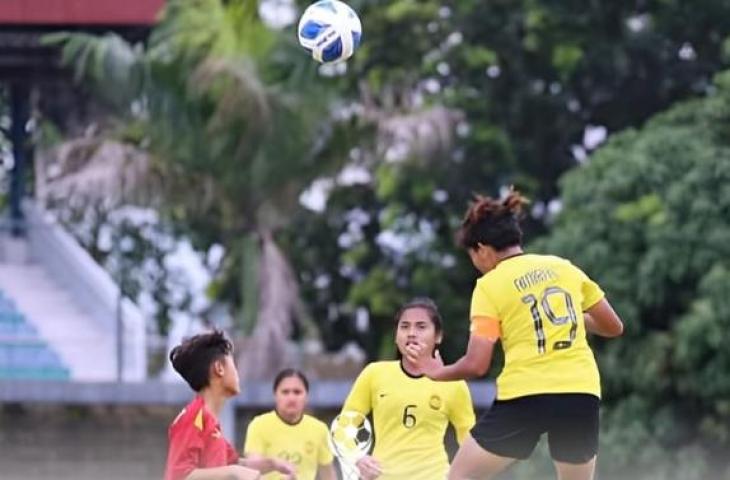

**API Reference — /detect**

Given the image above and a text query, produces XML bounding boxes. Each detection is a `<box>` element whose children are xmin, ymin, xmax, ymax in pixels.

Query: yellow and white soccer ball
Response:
<box><xmin>328</xmin><ymin>410</ymin><xmax>373</xmax><ymax>460</ymax></box>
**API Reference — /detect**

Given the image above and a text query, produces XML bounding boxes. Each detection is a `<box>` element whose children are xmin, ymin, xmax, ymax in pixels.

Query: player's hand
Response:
<box><xmin>272</xmin><ymin>458</ymin><xmax>297</xmax><ymax>479</ymax></box>
<box><xmin>238</xmin><ymin>456</ymin><xmax>296</xmax><ymax>477</ymax></box>
<box><xmin>356</xmin><ymin>455</ymin><xmax>383</xmax><ymax>480</ymax></box>
<box><xmin>406</xmin><ymin>343</ymin><xmax>444</xmax><ymax>378</ymax></box>
<box><xmin>404</xmin><ymin>340</ymin><xmax>425</xmax><ymax>363</ymax></box>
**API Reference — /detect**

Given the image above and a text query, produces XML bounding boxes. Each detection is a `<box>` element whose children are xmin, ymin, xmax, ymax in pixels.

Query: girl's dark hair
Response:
<box><xmin>169</xmin><ymin>330</ymin><xmax>233</xmax><ymax>392</ymax></box>
<box><xmin>457</xmin><ymin>187</ymin><xmax>529</xmax><ymax>251</ymax></box>
<box><xmin>273</xmin><ymin>368</ymin><xmax>309</xmax><ymax>392</ymax></box>
<box><xmin>394</xmin><ymin>297</ymin><xmax>443</xmax><ymax>333</ymax></box>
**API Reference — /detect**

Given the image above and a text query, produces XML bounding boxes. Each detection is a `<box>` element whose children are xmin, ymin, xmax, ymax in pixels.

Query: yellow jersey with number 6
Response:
<box><xmin>342</xmin><ymin>361</ymin><xmax>475</xmax><ymax>480</ymax></box>
<box><xmin>243</xmin><ymin>411</ymin><xmax>333</xmax><ymax>480</ymax></box>
<box><xmin>470</xmin><ymin>254</ymin><xmax>605</xmax><ymax>400</ymax></box>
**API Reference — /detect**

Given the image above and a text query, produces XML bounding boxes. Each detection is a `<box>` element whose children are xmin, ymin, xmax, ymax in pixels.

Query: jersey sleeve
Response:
<box><xmin>447</xmin><ymin>382</ymin><xmax>476</xmax><ymax>444</ymax></box>
<box><xmin>470</xmin><ymin>281</ymin><xmax>501</xmax><ymax>339</ymax></box>
<box><xmin>576</xmin><ymin>266</ymin><xmax>605</xmax><ymax>310</ymax></box>
<box><xmin>317</xmin><ymin>421</ymin><xmax>334</xmax><ymax>465</ymax></box>
<box><xmin>341</xmin><ymin>364</ymin><xmax>374</xmax><ymax>416</ymax></box>
<box><xmin>165</xmin><ymin>419</ymin><xmax>204</xmax><ymax>480</ymax></box>
<box><xmin>243</xmin><ymin>416</ymin><xmax>265</xmax><ymax>455</ymax></box>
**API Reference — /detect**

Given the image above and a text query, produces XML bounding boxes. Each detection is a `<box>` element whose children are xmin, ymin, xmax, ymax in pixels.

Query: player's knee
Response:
<box><xmin>448</xmin><ymin>465</ymin><xmax>497</xmax><ymax>480</ymax></box>
<box><xmin>554</xmin><ymin>457</ymin><xmax>596</xmax><ymax>480</ymax></box>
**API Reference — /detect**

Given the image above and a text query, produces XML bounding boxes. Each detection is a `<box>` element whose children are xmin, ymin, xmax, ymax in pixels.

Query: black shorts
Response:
<box><xmin>470</xmin><ymin>393</ymin><xmax>599</xmax><ymax>464</ymax></box>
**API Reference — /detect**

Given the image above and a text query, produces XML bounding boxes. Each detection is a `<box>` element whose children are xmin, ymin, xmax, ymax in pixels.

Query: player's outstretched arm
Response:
<box><xmin>239</xmin><ymin>455</ymin><xmax>296</xmax><ymax>478</ymax></box>
<box><xmin>407</xmin><ymin>335</ymin><xmax>496</xmax><ymax>381</ymax></box>
<box><xmin>185</xmin><ymin>464</ymin><xmax>261</xmax><ymax>480</ymax></box>
<box><xmin>584</xmin><ymin>299</ymin><xmax>623</xmax><ymax>338</ymax></box>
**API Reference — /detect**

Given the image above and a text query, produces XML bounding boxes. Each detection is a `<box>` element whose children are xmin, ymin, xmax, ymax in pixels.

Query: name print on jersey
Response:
<box><xmin>513</xmin><ymin>268</ymin><xmax>559</xmax><ymax>292</ymax></box>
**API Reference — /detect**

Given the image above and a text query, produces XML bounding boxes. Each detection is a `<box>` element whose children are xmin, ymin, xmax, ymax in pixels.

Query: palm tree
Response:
<box><xmin>46</xmin><ymin>0</ymin><xmax>358</xmax><ymax>378</ymax></box>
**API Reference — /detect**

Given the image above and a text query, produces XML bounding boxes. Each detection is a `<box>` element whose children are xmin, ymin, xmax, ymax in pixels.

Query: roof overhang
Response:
<box><xmin>0</xmin><ymin>0</ymin><xmax>164</xmax><ymax>26</ymax></box>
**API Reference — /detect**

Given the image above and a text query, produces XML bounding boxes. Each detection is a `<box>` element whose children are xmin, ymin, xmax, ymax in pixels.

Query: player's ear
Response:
<box><xmin>211</xmin><ymin>358</ymin><xmax>225</xmax><ymax>377</ymax></box>
<box><xmin>476</xmin><ymin>242</ymin><xmax>493</xmax><ymax>256</ymax></box>
<box><xmin>433</xmin><ymin>341</ymin><xmax>442</xmax><ymax>357</ymax></box>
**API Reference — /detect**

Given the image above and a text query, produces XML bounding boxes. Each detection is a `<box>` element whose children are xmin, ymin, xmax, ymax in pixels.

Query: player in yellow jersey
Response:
<box><xmin>341</xmin><ymin>298</ymin><xmax>476</xmax><ymax>480</ymax></box>
<box><xmin>244</xmin><ymin>369</ymin><xmax>336</xmax><ymax>480</ymax></box>
<box><xmin>408</xmin><ymin>188</ymin><xmax>624</xmax><ymax>480</ymax></box>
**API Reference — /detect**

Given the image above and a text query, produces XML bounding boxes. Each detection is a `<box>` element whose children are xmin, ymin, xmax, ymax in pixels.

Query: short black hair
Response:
<box><xmin>272</xmin><ymin>368</ymin><xmax>309</xmax><ymax>392</ymax></box>
<box><xmin>457</xmin><ymin>188</ymin><xmax>529</xmax><ymax>251</ymax></box>
<box><xmin>169</xmin><ymin>330</ymin><xmax>233</xmax><ymax>392</ymax></box>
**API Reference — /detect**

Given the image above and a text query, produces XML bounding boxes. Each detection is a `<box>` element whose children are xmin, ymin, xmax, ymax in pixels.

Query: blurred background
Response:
<box><xmin>1</xmin><ymin>0</ymin><xmax>730</xmax><ymax>479</ymax></box>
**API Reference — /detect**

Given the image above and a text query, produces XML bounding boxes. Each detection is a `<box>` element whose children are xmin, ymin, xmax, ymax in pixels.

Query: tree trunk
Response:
<box><xmin>238</xmin><ymin>228</ymin><xmax>302</xmax><ymax>380</ymax></box>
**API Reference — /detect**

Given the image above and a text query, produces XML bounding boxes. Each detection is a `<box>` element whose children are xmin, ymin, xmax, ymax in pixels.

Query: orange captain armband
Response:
<box><xmin>470</xmin><ymin>316</ymin><xmax>501</xmax><ymax>341</ymax></box>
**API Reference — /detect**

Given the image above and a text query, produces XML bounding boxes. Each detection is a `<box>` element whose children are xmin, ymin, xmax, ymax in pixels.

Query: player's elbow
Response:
<box><xmin>463</xmin><ymin>342</ymin><xmax>493</xmax><ymax>377</ymax></box>
<box><xmin>597</xmin><ymin>316</ymin><xmax>624</xmax><ymax>338</ymax></box>
<box><xmin>475</xmin><ymin>361</ymin><xmax>491</xmax><ymax>377</ymax></box>
<box><xmin>465</xmin><ymin>357</ymin><xmax>490</xmax><ymax>377</ymax></box>
<box><xmin>605</xmin><ymin>320</ymin><xmax>624</xmax><ymax>338</ymax></box>
<box><xmin>588</xmin><ymin>300</ymin><xmax>624</xmax><ymax>338</ymax></box>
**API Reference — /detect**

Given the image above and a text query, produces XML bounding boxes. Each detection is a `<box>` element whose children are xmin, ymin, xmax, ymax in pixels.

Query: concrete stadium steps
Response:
<box><xmin>0</xmin><ymin>339</ymin><xmax>71</xmax><ymax>381</ymax></box>
<box><xmin>0</xmin><ymin>264</ymin><xmax>115</xmax><ymax>381</ymax></box>
<box><xmin>0</xmin><ymin>292</ymin><xmax>70</xmax><ymax>380</ymax></box>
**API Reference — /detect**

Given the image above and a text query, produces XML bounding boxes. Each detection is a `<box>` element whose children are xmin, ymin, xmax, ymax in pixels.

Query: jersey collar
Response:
<box><xmin>399</xmin><ymin>360</ymin><xmax>424</xmax><ymax>379</ymax></box>
<box><xmin>496</xmin><ymin>251</ymin><xmax>526</xmax><ymax>266</ymax></box>
<box><xmin>274</xmin><ymin>409</ymin><xmax>304</xmax><ymax>426</ymax></box>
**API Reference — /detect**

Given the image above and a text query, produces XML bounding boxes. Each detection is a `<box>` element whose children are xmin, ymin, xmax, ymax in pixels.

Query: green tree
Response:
<box><xmin>341</xmin><ymin>0</ymin><xmax>730</xmax><ymax>199</ymax></box>
<box><xmin>283</xmin><ymin>165</ymin><xmax>487</xmax><ymax>363</ymax></box>
<box><xmin>535</xmin><ymin>71</ymin><xmax>730</xmax><ymax>479</ymax></box>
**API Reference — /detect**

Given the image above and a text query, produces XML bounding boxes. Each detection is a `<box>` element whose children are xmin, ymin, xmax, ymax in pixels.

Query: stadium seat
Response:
<box><xmin>0</xmin><ymin>291</ymin><xmax>70</xmax><ymax>380</ymax></box>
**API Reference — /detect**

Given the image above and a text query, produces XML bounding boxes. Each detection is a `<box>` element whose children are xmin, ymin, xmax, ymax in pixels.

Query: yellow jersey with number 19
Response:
<box><xmin>470</xmin><ymin>254</ymin><xmax>605</xmax><ymax>401</ymax></box>
<box><xmin>342</xmin><ymin>361</ymin><xmax>475</xmax><ymax>480</ymax></box>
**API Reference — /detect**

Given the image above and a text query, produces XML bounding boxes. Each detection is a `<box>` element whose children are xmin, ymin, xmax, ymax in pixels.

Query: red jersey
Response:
<box><xmin>164</xmin><ymin>396</ymin><xmax>239</xmax><ymax>480</ymax></box>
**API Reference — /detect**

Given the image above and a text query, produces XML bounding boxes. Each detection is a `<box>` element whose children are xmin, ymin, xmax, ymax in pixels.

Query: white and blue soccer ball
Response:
<box><xmin>297</xmin><ymin>0</ymin><xmax>362</xmax><ymax>64</ymax></box>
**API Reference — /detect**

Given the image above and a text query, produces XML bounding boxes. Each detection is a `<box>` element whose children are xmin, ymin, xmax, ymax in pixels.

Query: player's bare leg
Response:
<box><xmin>554</xmin><ymin>457</ymin><xmax>596</xmax><ymax>480</ymax></box>
<box><xmin>448</xmin><ymin>434</ymin><xmax>515</xmax><ymax>480</ymax></box>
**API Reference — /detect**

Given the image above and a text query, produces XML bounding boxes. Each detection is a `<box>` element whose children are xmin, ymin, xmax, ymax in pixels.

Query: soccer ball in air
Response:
<box><xmin>297</xmin><ymin>0</ymin><xmax>362</xmax><ymax>64</ymax></box>
<box><xmin>329</xmin><ymin>410</ymin><xmax>373</xmax><ymax>460</ymax></box>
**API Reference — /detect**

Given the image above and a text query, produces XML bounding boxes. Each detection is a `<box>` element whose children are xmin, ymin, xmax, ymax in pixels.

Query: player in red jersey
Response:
<box><xmin>164</xmin><ymin>330</ymin><xmax>296</xmax><ymax>480</ymax></box>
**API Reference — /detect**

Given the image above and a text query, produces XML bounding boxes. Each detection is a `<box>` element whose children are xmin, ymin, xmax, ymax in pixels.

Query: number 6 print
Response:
<box><xmin>402</xmin><ymin>405</ymin><xmax>417</xmax><ymax>428</ymax></box>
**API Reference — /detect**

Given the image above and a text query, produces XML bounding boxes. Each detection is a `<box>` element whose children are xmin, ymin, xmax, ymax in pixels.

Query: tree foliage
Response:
<box><xmin>535</xmin><ymin>71</ymin><xmax>730</xmax><ymax>478</ymax></box>
<box><xmin>47</xmin><ymin>0</ymin><xmax>365</xmax><ymax>378</ymax></box>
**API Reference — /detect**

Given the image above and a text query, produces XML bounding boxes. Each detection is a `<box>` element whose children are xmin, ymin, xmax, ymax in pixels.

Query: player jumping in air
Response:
<box><xmin>409</xmin><ymin>189</ymin><xmax>624</xmax><ymax>480</ymax></box>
